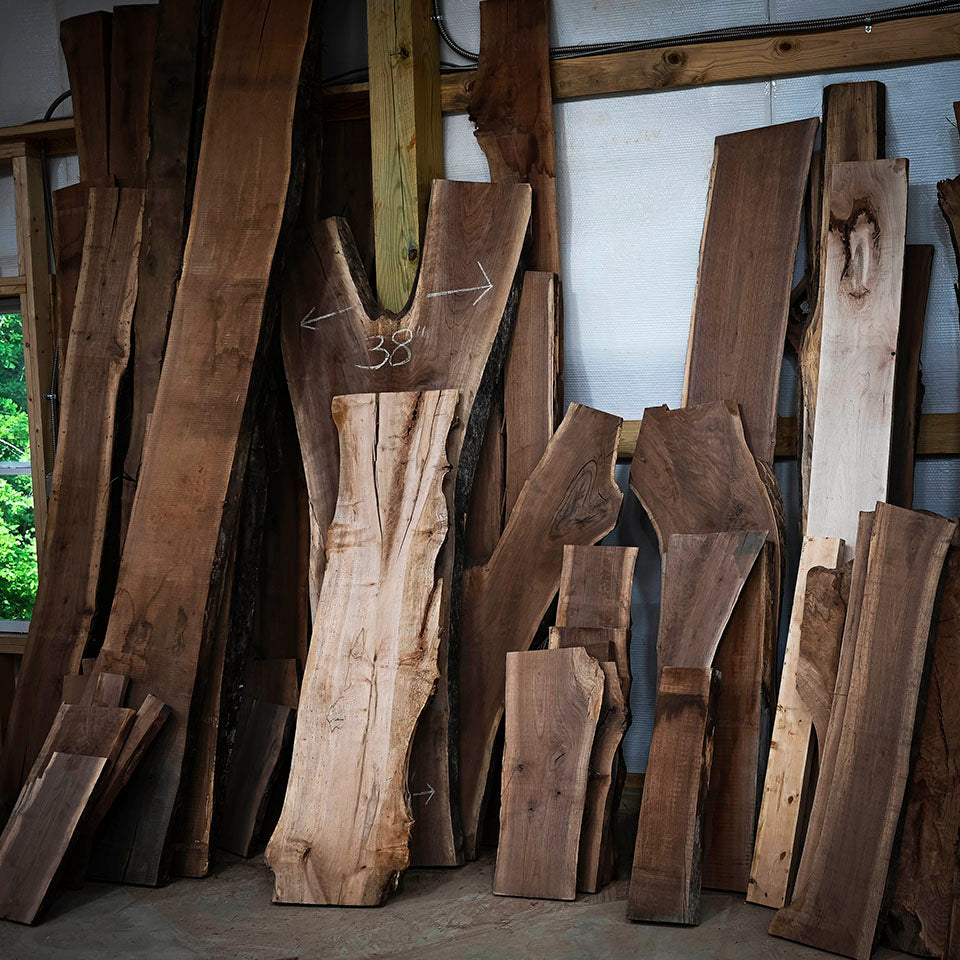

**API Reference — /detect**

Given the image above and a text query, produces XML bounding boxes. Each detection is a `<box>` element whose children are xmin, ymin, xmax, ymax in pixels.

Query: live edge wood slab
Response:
<box><xmin>459</xmin><ymin>402</ymin><xmax>623</xmax><ymax>860</ymax></box>
<box><xmin>1</xmin><ymin>187</ymin><xmax>143</xmax><ymax>811</ymax></box>
<box><xmin>631</xmin><ymin>401</ymin><xmax>781</xmax><ymax>892</ymax></box>
<box><xmin>266</xmin><ymin>391</ymin><xmax>456</xmax><ymax>906</ymax></box>
<box><xmin>280</xmin><ymin>179</ymin><xmax>530</xmax><ymax>868</ymax></box>
<box><xmin>493</xmin><ymin>648</ymin><xmax>603</xmax><ymax>902</ymax></box>
<box><xmin>770</xmin><ymin>503</ymin><xmax>955</xmax><ymax>960</ymax></box>
<box><xmin>80</xmin><ymin>0</ymin><xmax>315</xmax><ymax>887</ymax></box>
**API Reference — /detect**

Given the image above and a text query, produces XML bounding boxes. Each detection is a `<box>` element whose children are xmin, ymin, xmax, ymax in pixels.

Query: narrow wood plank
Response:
<box><xmin>218</xmin><ymin>697</ymin><xmax>293</xmax><ymax>858</ymax></box>
<box><xmin>682</xmin><ymin>118</ymin><xmax>817</xmax><ymax>463</ymax></box>
<box><xmin>1</xmin><ymin>187</ymin><xmax>142</xmax><ymax>808</ymax></box>
<box><xmin>119</xmin><ymin>0</ymin><xmax>204</xmax><ymax>546</ymax></box>
<box><xmin>939</xmin><ymin>174</ymin><xmax>960</xmax><ymax>312</ymax></box>
<box><xmin>631</xmin><ymin>401</ymin><xmax>782</xmax><ymax>892</ymax></box>
<box><xmin>628</xmin><ymin>666</ymin><xmax>719</xmax><ymax>925</ymax></box>
<box><xmin>493</xmin><ymin>648</ymin><xmax>603</xmax><ymax>901</ymax></box>
<box><xmin>59</xmin><ymin>12</ymin><xmax>111</xmax><ymax>182</ymax></box>
<box><xmin>51</xmin><ymin>184</ymin><xmax>88</xmax><ymax>385</ymax></box>
<box><xmin>367</xmin><ymin>0</ymin><xmax>441</xmax><ymax>311</ymax></box>
<box><xmin>557</xmin><ymin>544</ymin><xmax>638</xmax><ymax>631</ymax></box>
<box><xmin>888</xmin><ymin>245</ymin><xmax>934</xmax><ymax>508</ymax></box>
<box><xmin>86</xmin><ymin>0</ymin><xmax>315</xmax><ymax>887</ymax></box>
<box><xmin>770</xmin><ymin>504</ymin><xmax>955</xmax><ymax>960</ymax></box>
<box><xmin>882</xmin><ymin>541</ymin><xmax>960</xmax><ymax>957</ymax></box>
<box><xmin>280</xmin><ymin>179</ymin><xmax>530</xmax><ymax>867</ymax></box>
<box><xmin>800</xmin><ymin>83</ymin><xmax>885</xmax><ymax>525</ymax></box>
<box><xmin>747</xmin><ymin>536</ymin><xmax>844</xmax><ymax>908</ymax></box>
<box><xmin>108</xmin><ymin>4</ymin><xmax>158</xmax><ymax>186</ymax></box>
<box><xmin>657</xmin><ymin>531</ymin><xmax>765</xmax><ymax>668</ymax></box>
<box><xmin>90</xmin><ymin>672</ymin><xmax>130</xmax><ymax>708</ymax></box>
<box><xmin>806</xmin><ymin>159</ymin><xmax>907</xmax><ymax>553</ymax></box>
<box><xmin>12</xmin><ymin>154</ymin><xmax>57</xmax><ymax>565</ymax></box>
<box><xmin>0</xmin><ymin>655</ymin><xmax>15</xmax><ymax>752</ymax></box>
<box><xmin>323</xmin><ymin>13</ymin><xmax>960</xmax><ymax>119</ymax></box>
<box><xmin>458</xmin><ymin>403</ymin><xmax>622</xmax><ymax>860</ymax></box>
<box><xmin>0</xmin><ymin>752</ymin><xmax>107</xmax><ymax>924</ymax></box>
<box><xmin>794</xmin><ymin>562</ymin><xmax>850</xmax><ymax>753</ymax></box>
<box><xmin>245</xmin><ymin>658</ymin><xmax>300</xmax><ymax>710</ymax></box>
<box><xmin>266</xmin><ymin>390</ymin><xmax>456</xmax><ymax>906</ymax></box>
<box><xmin>549</xmin><ymin>626</ymin><xmax>629</xmax><ymax>702</ymax></box>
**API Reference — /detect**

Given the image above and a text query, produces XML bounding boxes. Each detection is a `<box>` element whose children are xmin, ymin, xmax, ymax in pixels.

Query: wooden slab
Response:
<box><xmin>467</xmin><ymin>0</ymin><xmax>560</xmax><ymax>551</ymax></box>
<box><xmin>888</xmin><ymin>245</ymin><xmax>934</xmax><ymax>508</ymax></box>
<box><xmin>280</xmin><ymin>179</ymin><xmax>530</xmax><ymax>866</ymax></box>
<box><xmin>85</xmin><ymin>0</ymin><xmax>314</xmax><ymax>887</ymax></box>
<box><xmin>578</xmin><ymin>660</ymin><xmax>628</xmax><ymax>894</ymax></box>
<box><xmin>799</xmin><ymin>82</ymin><xmax>885</xmax><ymax>522</ymax></box>
<box><xmin>939</xmin><ymin>174</ymin><xmax>960</xmax><ymax>311</ymax></box>
<box><xmin>59</xmin><ymin>11</ymin><xmax>112</xmax><ymax>182</ymax></box>
<box><xmin>805</xmin><ymin>158</ymin><xmax>908</xmax><ymax>553</ymax></box>
<box><xmin>218</xmin><ymin>697</ymin><xmax>293</xmax><ymax>858</ymax></box>
<box><xmin>266</xmin><ymin>390</ymin><xmax>457</xmax><ymax>906</ymax></box>
<box><xmin>119</xmin><ymin>0</ymin><xmax>205</xmax><ymax>544</ymax></box>
<box><xmin>682</xmin><ymin>117</ymin><xmax>817</xmax><ymax>462</ymax></box>
<box><xmin>747</xmin><ymin>536</ymin><xmax>844</xmax><ymax>908</ymax></box>
<box><xmin>628</xmin><ymin>666</ymin><xmax>719</xmax><ymax>925</ymax></box>
<box><xmin>90</xmin><ymin>673</ymin><xmax>130</xmax><ymax>708</ymax></box>
<box><xmin>882</xmin><ymin>541</ymin><xmax>960</xmax><ymax>957</ymax></box>
<box><xmin>557</xmin><ymin>544</ymin><xmax>638</xmax><ymax>630</ymax></box>
<box><xmin>770</xmin><ymin>503</ymin><xmax>955</xmax><ymax>960</ymax></box>
<box><xmin>108</xmin><ymin>3</ymin><xmax>158</xmax><ymax>186</ymax></box>
<box><xmin>493</xmin><ymin>648</ymin><xmax>603</xmax><ymax>901</ymax></box>
<box><xmin>795</xmin><ymin>562</ymin><xmax>850</xmax><ymax>752</ymax></box>
<box><xmin>0</xmin><ymin>187</ymin><xmax>143</xmax><ymax>809</ymax></box>
<box><xmin>458</xmin><ymin>403</ymin><xmax>623</xmax><ymax>860</ymax></box>
<box><xmin>51</xmin><ymin>183</ymin><xmax>88</xmax><ymax>384</ymax></box>
<box><xmin>61</xmin><ymin>675</ymin><xmax>87</xmax><ymax>706</ymax></box>
<box><xmin>0</xmin><ymin>752</ymin><xmax>107</xmax><ymax>924</ymax></box>
<box><xmin>548</xmin><ymin>626</ymin><xmax>629</xmax><ymax>701</ymax></box>
<box><xmin>657</xmin><ymin>531</ymin><xmax>765</xmax><ymax>668</ymax></box>
<box><xmin>630</xmin><ymin>401</ymin><xmax>782</xmax><ymax>892</ymax></box>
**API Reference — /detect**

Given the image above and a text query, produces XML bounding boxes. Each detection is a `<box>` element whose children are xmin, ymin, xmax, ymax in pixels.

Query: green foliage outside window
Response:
<box><xmin>0</xmin><ymin>312</ymin><xmax>37</xmax><ymax>620</ymax></box>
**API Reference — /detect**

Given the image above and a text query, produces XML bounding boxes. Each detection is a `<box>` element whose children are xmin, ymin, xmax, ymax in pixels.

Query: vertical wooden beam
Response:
<box><xmin>13</xmin><ymin>152</ymin><xmax>55</xmax><ymax>566</ymax></box>
<box><xmin>366</xmin><ymin>0</ymin><xmax>442</xmax><ymax>312</ymax></box>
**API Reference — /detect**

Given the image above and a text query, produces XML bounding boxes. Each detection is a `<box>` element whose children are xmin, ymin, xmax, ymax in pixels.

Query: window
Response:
<box><xmin>0</xmin><ymin>309</ymin><xmax>38</xmax><ymax>621</ymax></box>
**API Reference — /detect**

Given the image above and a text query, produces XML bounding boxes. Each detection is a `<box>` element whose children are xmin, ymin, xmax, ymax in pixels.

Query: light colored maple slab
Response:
<box><xmin>266</xmin><ymin>390</ymin><xmax>457</xmax><ymax>906</ymax></box>
<box><xmin>493</xmin><ymin>648</ymin><xmax>603</xmax><ymax>901</ymax></box>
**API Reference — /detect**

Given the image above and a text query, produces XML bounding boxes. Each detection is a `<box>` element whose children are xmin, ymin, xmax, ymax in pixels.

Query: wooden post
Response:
<box><xmin>12</xmin><ymin>149</ymin><xmax>55</xmax><ymax>568</ymax></box>
<box><xmin>366</xmin><ymin>0</ymin><xmax>442</xmax><ymax>312</ymax></box>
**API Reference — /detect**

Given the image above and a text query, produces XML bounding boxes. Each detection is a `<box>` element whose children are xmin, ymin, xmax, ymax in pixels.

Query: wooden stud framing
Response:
<box><xmin>366</xmin><ymin>0</ymin><xmax>442</xmax><ymax>312</ymax></box>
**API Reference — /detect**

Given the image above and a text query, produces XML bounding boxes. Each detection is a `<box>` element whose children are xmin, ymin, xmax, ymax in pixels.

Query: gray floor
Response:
<box><xmin>0</xmin><ymin>849</ymin><xmax>907</xmax><ymax>960</ymax></box>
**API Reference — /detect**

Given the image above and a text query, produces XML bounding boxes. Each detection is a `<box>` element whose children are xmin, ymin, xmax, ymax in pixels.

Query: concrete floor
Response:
<box><xmin>0</xmin><ymin>849</ymin><xmax>908</xmax><ymax>960</ymax></box>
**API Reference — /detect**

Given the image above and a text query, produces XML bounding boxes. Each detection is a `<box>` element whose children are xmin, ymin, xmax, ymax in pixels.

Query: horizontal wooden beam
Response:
<box><xmin>0</xmin><ymin>633</ymin><xmax>26</xmax><ymax>656</ymax></box>
<box><xmin>0</xmin><ymin>277</ymin><xmax>27</xmax><ymax>297</ymax></box>
<box><xmin>323</xmin><ymin>12</ymin><xmax>960</xmax><ymax>121</ymax></box>
<box><xmin>0</xmin><ymin>118</ymin><xmax>77</xmax><ymax>159</ymax></box>
<box><xmin>618</xmin><ymin>413</ymin><xmax>960</xmax><ymax>461</ymax></box>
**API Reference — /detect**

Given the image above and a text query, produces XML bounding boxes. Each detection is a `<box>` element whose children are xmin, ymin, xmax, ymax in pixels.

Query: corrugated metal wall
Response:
<box><xmin>1</xmin><ymin>0</ymin><xmax>958</xmax><ymax>770</ymax></box>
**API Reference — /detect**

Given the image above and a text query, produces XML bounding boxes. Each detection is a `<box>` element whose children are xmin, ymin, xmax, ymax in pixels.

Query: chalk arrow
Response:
<box><xmin>300</xmin><ymin>305</ymin><xmax>351</xmax><ymax>330</ymax></box>
<box><xmin>411</xmin><ymin>783</ymin><xmax>435</xmax><ymax>805</ymax></box>
<box><xmin>426</xmin><ymin>261</ymin><xmax>493</xmax><ymax>307</ymax></box>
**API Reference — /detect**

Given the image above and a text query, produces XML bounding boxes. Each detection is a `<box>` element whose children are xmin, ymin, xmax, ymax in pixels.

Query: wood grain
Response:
<box><xmin>557</xmin><ymin>544</ymin><xmax>637</xmax><ymax>631</ymax></box>
<box><xmin>682</xmin><ymin>118</ymin><xmax>817</xmax><ymax>462</ymax></box>
<box><xmin>747</xmin><ymin>536</ymin><xmax>844</xmax><ymax>909</ymax></box>
<box><xmin>548</xmin><ymin>626</ymin><xmax>629</xmax><ymax>702</ymax></box>
<box><xmin>458</xmin><ymin>403</ymin><xmax>622</xmax><ymax>860</ymax></box>
<box><xmin>59</xmin><ymin>11</ymin><xmax>111</xmax><ymax>182</ymax></box>
<box><xmin>806</xmin><ymin>158</ymin><xmax>907</xmax><ymax>553</ymax></box>
<box><xmin>800</xmin><ymin>83</ymin><xmax>885</xmax><ymax>525</ymax></box>
<box><xmin>266</xmin><ymin>391</ymin><xmax>456</xmax><ymax>906</ymax></box>
<box><xmin>85</xmin><ymin>0</ymin><xmax>314</xmax><ymax>886</ymax></box>
<box><xmin>51</xmin><ymin>183</ymin><xmax>87</xmax><ymax>385</ymax></box>
<box><xmin>939</xmin><ymin>174</ymin><xmax>960</xmax><ymax>312</ymax></box>
<box><xmin>366</xmin><ymin>0</ymin><xmax>441</xmax><ymax>311</ymax></box>
<box><xmin>658</xmin><ymin>531</ymin><xmax>765</xmax><ymax>669</ymax></box>
<box><xmin>0</xmin><ymin>188</ymin><xmax>142</xmax><ymax>810</ymax></box>
<box><xmin>770</xmin><ymin>503</ymin><xmax>955</xmax><ymax>960</ymax></box>
<box><xmin>279</xmin><ymin>179</ymin><xmax>530</xmax><ymax>866</ymax></box>
<box><xmin>888</xmin><ymin>245</ymin><xmax>934</xmax><ymax>508</ymax></box>
<box><xmin>883</xmin><ymin>541</ymin><xmax>960</xmax><ymax>956</ymax></box>
<box><xmin>628</xmin><ymin>666</ymin><xmax>719</xmax><ymax>925</ymax></box>
<box><xmin>631</xmin><ymin>401</ymin><xmax>781</xmax><ymax>891</ymax></box>
<box><xmin>493</xmin><ymin>648</ymin><xmax>603</xmax><ymax>901</ymax></box>
<box><xmin>119</xmin><ymin>0</ymin><xmax>204</xmax><ymax>546</ymax></box>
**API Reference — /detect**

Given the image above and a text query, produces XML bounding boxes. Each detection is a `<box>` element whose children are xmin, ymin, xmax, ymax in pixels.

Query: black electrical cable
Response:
<box><xmin>431</xmin><ymin>0</ymin><xmax>960</xmax><ymax>63</ymax></box>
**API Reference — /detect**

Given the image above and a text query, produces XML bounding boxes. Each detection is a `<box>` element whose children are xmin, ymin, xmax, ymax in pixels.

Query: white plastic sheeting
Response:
<box><xmin>1</xmin><ymin>0</ymin><xmax>959</xmax><ymax>770</ymax></box>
